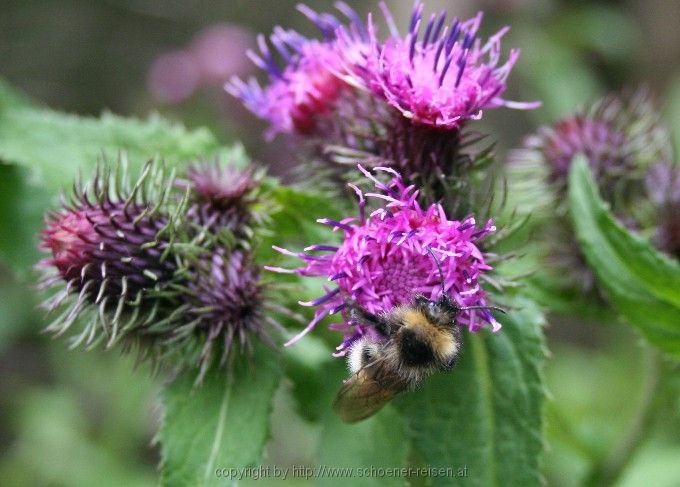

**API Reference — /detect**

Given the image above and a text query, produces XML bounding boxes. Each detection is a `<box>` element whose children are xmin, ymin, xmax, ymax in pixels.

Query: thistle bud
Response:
<box><xmin>178</xmin><ymin>247</ymin><xmax>282</xmax><ymax>382</ymax></box>
<box><xmin>646</xmin><ymin>162</ymin><xmax>680</xmax><ymax>259</ymax></box>
<box><xmin>38</xmin><ymin>161</ymin><xmax>185</xmax><ymax>350</ymax></box>
<box><xmin>183</xmin><ymin>161</ymin><xmax>263</xmax><ymax>239</ymax></box>
<box><xmin>509</xmin><ymin>89</ymin><xmax>674</xmax><ymax>293</ymax></box>
<box><xmin>38</xmin><ymin>156</ymin><xmax>286</xmax><ymax>379</ymax></box>
<box><xmin>513</xmin><ymin>89</ymin><xmax>671</xmax><ymax>210</ymax></box>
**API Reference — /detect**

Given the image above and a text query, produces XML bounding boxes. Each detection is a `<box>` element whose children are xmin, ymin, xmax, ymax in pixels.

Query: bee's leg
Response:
<box><xmin>347</xmin><ymin>300</ymin><xmax>393</xmax><ymax>337</ymax></box>
<box><xmin>371</xmin><ymin>315</ymin><xmax>393</xmax><ymax>337</ymax></box>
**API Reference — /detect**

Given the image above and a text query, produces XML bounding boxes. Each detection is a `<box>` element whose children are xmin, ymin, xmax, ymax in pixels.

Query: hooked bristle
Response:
<box><xmin>37</xmin><ymin>159</ymin><xmax>188</xmax><ymax>351</ymax></box>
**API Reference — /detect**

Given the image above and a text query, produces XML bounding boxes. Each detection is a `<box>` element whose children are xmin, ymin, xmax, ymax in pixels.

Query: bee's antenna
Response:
<box><xmin>425</xmin><ymin>246</ymin><xmax>447</xmax><ymax>298</ymax></box>
<box><xmin>458</xmin><ymin>305</ymin><xmax>507</xmax><ymax>314</ymax></box>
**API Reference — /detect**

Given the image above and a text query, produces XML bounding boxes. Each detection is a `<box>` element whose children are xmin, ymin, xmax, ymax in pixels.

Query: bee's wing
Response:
<box><xmin>332</xmin><ymin>369</ymin><xmax>399</xmax><ymax>423</ymax></box>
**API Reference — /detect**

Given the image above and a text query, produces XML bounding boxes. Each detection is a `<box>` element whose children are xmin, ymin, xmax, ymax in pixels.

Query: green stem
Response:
<box><xmin>585</xmin><ymin>345</ymin><xmax>662</xmax><ymax>487</ymax></box>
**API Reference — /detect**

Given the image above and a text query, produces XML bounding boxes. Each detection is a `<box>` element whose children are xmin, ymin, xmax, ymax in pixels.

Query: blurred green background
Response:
<box><xmin>1</xmin><ymin>1</ymin><xmax>680</xmax><ymax>486</ymax></box>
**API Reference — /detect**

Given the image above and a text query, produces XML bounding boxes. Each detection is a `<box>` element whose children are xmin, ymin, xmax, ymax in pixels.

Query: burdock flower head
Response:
<box><xmin>338</xmin><ymin>2</ymin><xmax>538</xmax><ymax>131</ymax></box>
<box><xmin>38</xmin><ymin>161</ymin><xmax>185</xmax><ymax>349</ymax></box>
<box><xmin>226</xmin><ymin>3</ymin><xmax>366</xmax><ymax>138</ymax></box>
<box><xmin>267</xmin><ymin>166</ymin><xmax>499</xmax><ymax>355</ymax></box>
<box><xmin>39</xmin><ymin>157</ymin><xmax>283</xmax><ymax>378</ymax></box>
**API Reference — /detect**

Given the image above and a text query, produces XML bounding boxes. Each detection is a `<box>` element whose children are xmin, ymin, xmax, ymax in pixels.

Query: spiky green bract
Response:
<box><xmin>38</xmin><ymin>158</ymin><xmax>193</xmax><ymax>354</ymax></box>
<box><xmin>322</xmin><ymin>89</ymin><xmax>497</xmax><ymax>213</ymax></box>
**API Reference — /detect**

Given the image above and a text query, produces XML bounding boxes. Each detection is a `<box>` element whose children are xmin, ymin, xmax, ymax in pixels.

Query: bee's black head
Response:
<box><xmin>414</xmin><ymin>294</ymin><xmax>458</xmax><ymax>328</ymax></box>
<box><xmin>435</xmin><ymin>293</ymin><xmax>458</xmax><ymax>313</ymax></box>
<box><xmin>418</xmin><ymin>246</ymin><xmax>506</xmax><ymax>325</ymax></box>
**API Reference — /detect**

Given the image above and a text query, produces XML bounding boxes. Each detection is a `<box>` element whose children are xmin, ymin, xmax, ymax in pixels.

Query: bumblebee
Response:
<box><xmin>333</xmin><ymin>248</ymin><xmax>504</xmax><ymax>423</ymax></box>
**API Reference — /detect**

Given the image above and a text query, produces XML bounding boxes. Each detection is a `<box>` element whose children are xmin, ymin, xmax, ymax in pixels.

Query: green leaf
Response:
<box><xmin>0</xmin><ymin>92</ymin><xmax>220</xmax><ymax>192</ymax></box>
<box><xmin>282</xmin><ymin>334</ymin><xmax>334</xmax><ymax>423</ymax></box>
<box><xmin>0</xmin><ymin>164</ymin><xmax>51</xmax><ymax>277</ymax></box>
<box><xmin>313</xmin><ymin>359</ymin><xmax>410</xmax><ymax>487</ymax></box>
<box><xmin>269</xmin><ymin>184</ymin><xmax>344</xmax><ymax>234</ymax></box>
<box><xmin>159</xmin><ymin>346</ymin><xmax>282</xmax><ymax>487</ymax></box>
<box><xmin>316</xmin><ymin>407</ymin><xmax>409</xmax><ymax>487</ymax></box>
<box><xmin>0</xmin><ymin>78</ymin><xmax>33</xmax><ymax>109</ymax></box>
<box><xmin>565</xmin><ymin>156</ymin><xmax>680</xmax><ymax>308</ymax></box>
<box><xmin>256</xmin><ymin>182</ymin><xmax>343</xmax><ymax>264</ymax></box>
<box><xmin>568</xmin><ymin>155</ymin><xmax>680</xmax><ymax>357</ymax></box>
<box><xmin>394</xmin><ymin>296</ymin><xmax>547</xmax><ymax>487</ymax></box>
<box><xmin>588</xmin><ymin>200</ymin><xmax>680</xmax><ymax>310</ymax></box>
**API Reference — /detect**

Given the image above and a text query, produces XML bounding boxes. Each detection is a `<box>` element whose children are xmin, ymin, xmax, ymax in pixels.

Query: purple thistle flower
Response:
<box><xmin>226</xmin><ymin>3</ymin><xmax>367</xmax><ymax>138</ymax></box>
<box><xmin>267</xmin><ymin>165</ymin><xmax>499</xmax><ymax>355</ymax></box>
<box><xmin>337</xmin><ymin>2</ymin><xmax>538</xmax><ymax>131</ymax></box>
